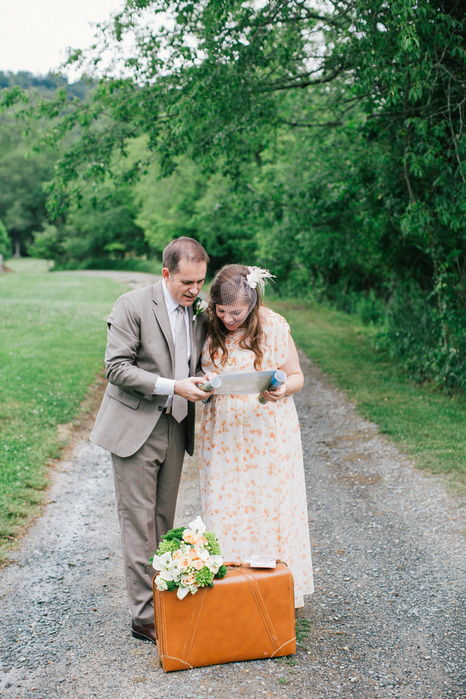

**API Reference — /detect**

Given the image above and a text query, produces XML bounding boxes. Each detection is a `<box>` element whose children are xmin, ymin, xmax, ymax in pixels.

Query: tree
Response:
<box><xmin>29</xmin><ymin>182</ymin><xmax>146</xmax><ymax>266</ymax></box>
<box><xmin>0</xmin><ymin>219</ymin><xmax>12</xmax><ymax>259</ymax></box>
<box><xmin>65</xmin><ymin>182</ymin><xmax>146</xmax><ymax>262</ymax></box>
<box><xmin>134</xmin><ymin>157</ymin><xmax>206</xmax><ymax>254</ymax></box>
<box><xmin>133</xmin><ymin>156</ymin><xmax>258</xmax><ymax>270</ymax></box>
<box><xmin>0</xmin><ymin>150</ymin><xmax>54</xmax><ymax>257</ymax></box>
<box><xmin>0</xmin><ymin>71</ymin><xmax>103</xmax><ymax>259</ymax></box>
<box><xmin>2</xmin><ymin>0</ymin><xmax>465</xmax><ymax>387</ymax></box>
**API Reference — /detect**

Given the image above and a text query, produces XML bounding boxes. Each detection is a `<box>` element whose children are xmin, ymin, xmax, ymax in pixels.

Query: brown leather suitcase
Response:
<box><xmin>152</xmin><ymin>562</ymin><xmax>296</xmax><ymax>671</ymax></box>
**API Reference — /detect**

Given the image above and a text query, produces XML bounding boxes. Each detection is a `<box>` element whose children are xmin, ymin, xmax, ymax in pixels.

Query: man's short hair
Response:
<box><xmin>162</xmin><ymin>237</ymin><xmax>209</xmax><ymax>273</ymax></box>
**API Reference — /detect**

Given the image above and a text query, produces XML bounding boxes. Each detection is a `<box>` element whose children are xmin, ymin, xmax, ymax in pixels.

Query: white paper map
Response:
<box><xmin>205</xmin><ymin>371</ymin><xmax>276</xmax><ymax>395</ymax></box>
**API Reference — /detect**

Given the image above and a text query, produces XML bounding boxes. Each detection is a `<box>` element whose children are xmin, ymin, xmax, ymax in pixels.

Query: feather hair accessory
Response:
<box><xmin>246</xmin><ymin>267</ymin><xmax>275</xmax><ymax>295</ymax></box>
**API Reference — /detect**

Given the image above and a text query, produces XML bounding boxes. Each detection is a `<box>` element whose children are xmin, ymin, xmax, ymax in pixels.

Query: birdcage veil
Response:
<box><xmin>219</xmin><ymin>267</ymin><xmax>275</xmax><ymax>308</ymax></box>
<box><xmin>219</xmin><ymin>275</ymin><xmax>257</xmax><ymax>311</ymax></box>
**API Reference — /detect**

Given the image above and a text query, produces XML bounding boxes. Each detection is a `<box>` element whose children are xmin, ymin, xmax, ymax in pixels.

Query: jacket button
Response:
<box><xmin>158</xmin><ymin>405</ymin><xmax>163</xmax><ymax>411</ymax></box>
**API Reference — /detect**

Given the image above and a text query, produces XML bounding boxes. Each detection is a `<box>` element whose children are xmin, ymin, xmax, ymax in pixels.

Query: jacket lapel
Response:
<box><xmin>152</xmin><ymin>281</ymin><xmax>175</xmax><ymax>366</ymax></box>
<box><xmin>152</xmin><ymin>281</ymin><xmax>200</xmax><ymax>376</ymax></box>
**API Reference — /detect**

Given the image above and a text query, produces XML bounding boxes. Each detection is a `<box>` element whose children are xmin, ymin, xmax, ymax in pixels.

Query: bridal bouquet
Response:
<box><xmin>150</xmin><ymin>516</ymin><xmax>227</xmax><ymax>600</ymax></box>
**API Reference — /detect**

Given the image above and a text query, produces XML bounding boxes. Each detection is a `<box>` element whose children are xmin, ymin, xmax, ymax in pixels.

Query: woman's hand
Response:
<box><xmin>260</xmin><ymin>383</ymin><xmax>287</xmax><ymax>403</ymax></box>
<box><xmin>260</xmin><ymin>333</ymin><xmax>304</xmax><ymax>402</ymax></box>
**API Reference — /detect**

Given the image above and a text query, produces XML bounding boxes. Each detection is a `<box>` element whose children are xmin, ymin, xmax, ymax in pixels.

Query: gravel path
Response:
<box><xmin>1</xmin><ymin>274</ymin><xmax>465</xmax><ymax>699</ymax></box>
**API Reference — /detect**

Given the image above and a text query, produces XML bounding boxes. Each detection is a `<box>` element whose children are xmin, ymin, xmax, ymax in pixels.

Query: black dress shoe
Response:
<box><xmin>131</xmin><ymin>619</ymin><xmax>157</xmax><ymax>644</ymax></box>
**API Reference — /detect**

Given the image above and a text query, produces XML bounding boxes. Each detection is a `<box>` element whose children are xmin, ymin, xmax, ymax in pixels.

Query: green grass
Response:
<box><xmin>271</xmin><ymin>300</ymin><xmax>466</xmax><ymax>490</ymax></box>
<box><xmin>51</xmin><ymin>257</ymin><xmax>163</xmax><ymax>274</ymax></box>
<box><xmin>0</xmin><ymin>259</ymin><xmax>125</xmax><ymax>562</ymax></box>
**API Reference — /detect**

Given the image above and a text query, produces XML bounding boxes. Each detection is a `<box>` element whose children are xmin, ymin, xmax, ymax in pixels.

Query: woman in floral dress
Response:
<box><xmin>199</xmin><ymin>264</ymin><xmax>313</xmax><ymax>607</ymax></box>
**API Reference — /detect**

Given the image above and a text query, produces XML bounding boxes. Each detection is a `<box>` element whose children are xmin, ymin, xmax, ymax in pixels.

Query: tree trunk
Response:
<box><xmin>13</xmin><ymin>235</ymin><xmax>21</xmax><ymax>258</ymax></box>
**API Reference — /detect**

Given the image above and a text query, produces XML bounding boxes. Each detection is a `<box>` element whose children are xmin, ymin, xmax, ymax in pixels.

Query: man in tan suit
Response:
<box><xmin>90</xmin><ymin>237</ymin><xmax>211</xmax><ymax>644</ymax></box>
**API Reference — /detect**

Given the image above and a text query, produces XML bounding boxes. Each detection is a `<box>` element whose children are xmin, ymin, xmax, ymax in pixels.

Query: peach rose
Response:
<box><xmin>183</xmin><ymin>531</ymin><xmax>196</xmax><ymax>545</ymax></box>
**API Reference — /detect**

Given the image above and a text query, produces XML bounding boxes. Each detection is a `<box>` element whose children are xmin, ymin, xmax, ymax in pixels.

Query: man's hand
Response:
<box><xmin>174</xmin><ymin>377</ymin><xmax>214</xmax><ymax>402</ymax></box>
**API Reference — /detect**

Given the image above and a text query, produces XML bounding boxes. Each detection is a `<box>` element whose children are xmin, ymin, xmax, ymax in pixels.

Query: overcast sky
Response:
<box><xmin>0</xmin><ymin>0</ymin><xmax>124</xmax><ymax>76</ymax></box>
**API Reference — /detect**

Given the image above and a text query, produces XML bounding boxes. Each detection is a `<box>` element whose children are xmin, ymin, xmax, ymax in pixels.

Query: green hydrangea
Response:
<box><xmin>156</xmin><ymin>539</ymin><xmax>180</xmax><ymax>557</ymax></box>
<box><xmin>194</xmin><ymin>566</ymin><xmax>215</xmax><ymax>587</ymax></box>
<box><xmin>204</xmin><ymin>531</ymin><xmax>221</xmax><ymax>555</ymax></box>
<box><xmin>215</xmin><ymin>564</ymin><xmax>227</xmax><ymax>580</ymax></box>
<box><xmin>162</xmin><ymin>527</ymin><xmax>185</xmax><ymax>542</ymax></box>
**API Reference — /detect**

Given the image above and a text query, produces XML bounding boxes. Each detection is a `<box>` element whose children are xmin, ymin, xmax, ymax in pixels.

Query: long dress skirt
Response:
<box><xmin>199</xmin><ymin>308</ymin><xmax>314</xmax><ymax>607</ymax></box>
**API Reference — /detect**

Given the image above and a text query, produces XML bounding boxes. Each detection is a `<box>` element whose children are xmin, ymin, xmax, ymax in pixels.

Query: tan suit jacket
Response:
<box><xmin>90</xmin><ymin>280</ymin><xmax>207</xmax><ymax>458</ymax></box>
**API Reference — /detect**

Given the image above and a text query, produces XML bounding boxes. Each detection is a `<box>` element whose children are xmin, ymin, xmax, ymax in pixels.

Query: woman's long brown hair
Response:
<box><xmin>207</xmin><ymin>264</ymin><xmax>266</xmax><ymax>370</ymax></box>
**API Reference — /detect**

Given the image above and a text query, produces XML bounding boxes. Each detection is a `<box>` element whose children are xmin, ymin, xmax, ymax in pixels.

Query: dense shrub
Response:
<box><xmin>377</xmin><ymin>283</ymin><xmax>466</xmax><ymax>392</ymax></box>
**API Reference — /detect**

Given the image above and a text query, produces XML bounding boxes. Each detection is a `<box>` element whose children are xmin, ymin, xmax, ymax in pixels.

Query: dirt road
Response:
<box><xmin>0</xmin><ymin>273</ymin><xmax>464</xmax><ymax>699</ymax></box>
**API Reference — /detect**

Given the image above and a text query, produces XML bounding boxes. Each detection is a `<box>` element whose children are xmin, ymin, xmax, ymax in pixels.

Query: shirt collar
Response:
<box><xmin>162</xmin><ymin>278</ymin><xmax>183</xmax><ymax>314</ymax></box>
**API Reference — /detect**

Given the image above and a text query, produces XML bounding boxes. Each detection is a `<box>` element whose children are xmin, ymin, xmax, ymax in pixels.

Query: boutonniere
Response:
<box><xmin>192</xmin><ymin>297</ymin><xmax>208</xmax><ymax>322</ymax></box>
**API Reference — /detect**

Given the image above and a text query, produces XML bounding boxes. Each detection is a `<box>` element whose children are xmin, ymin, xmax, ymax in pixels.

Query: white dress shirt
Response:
<box><xmin>153</xmin><ymin>280</ymin><xmax>191</xmax><ymax>401</ymax></box>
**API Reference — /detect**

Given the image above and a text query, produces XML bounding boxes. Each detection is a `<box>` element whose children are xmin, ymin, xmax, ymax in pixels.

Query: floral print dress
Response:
<box><xmin>199</xmin><ymin>307</ymin><xmax>314</xmax><ymax>607</ymax></box>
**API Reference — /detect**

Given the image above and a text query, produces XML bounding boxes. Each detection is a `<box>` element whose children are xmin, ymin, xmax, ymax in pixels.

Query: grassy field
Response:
<box><xmin>0</xmin><ymin>262</ymin><xmax>464</xmax><ymax>563</ymax></box>
<box><xmin>0</xmin><ymin>259</ymin><xmax>125</xmax><ymax>562</ymax></box>
<box><xmin>271</xmin><ymin>299</ymin><xmax>466</xmax><ymax>492</ymax></box>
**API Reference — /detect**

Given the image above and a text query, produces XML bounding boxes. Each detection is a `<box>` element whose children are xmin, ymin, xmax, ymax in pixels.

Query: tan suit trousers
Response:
<box><xmin>111</xmin><ymin>412</ymin><xmax>187</xmax><ymax>624</ymax></box>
